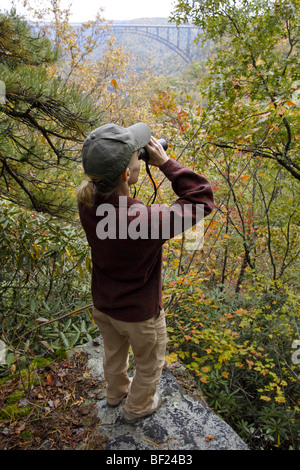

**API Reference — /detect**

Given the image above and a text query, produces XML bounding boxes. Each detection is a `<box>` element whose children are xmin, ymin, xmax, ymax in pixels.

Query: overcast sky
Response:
<box><xmin>1</xmin><ymin>0</ymin><xmax>177</xmax><ymax>22</ymax></box>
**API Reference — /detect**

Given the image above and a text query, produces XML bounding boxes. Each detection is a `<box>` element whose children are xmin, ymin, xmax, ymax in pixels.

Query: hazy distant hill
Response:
<box><xmin>91</xmin><ymin>17</ymin><xmax>211</xmax><ymax>77</ymax></box>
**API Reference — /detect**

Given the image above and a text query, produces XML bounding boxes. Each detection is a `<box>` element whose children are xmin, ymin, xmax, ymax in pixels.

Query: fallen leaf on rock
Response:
<box><xmin>54</xmin><ymin>399</ymin><xmax>60</xmax><ymax>409</ymax></box>
<box><xmin>45</xmin><ymin>373</ymin><xmax>55</xmax><ymax>386</ymax></box>
<box><xmin>15</xmin><ymin>423</ymin><xmax>26</xmax><ymax>435</ymax></box>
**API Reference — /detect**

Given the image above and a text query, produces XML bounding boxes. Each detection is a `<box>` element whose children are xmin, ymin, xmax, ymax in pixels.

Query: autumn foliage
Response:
<box><xmin>0</xmin><ymin>0</ymin><xmax>299</xmax><ymax>450</ymax></box>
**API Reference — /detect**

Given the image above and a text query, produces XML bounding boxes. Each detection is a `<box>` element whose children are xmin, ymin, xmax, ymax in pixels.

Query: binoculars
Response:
<box><xmin>138</xmin><ymin>138</ymin><xmax>168</xmax><ymax>162</ymax></box>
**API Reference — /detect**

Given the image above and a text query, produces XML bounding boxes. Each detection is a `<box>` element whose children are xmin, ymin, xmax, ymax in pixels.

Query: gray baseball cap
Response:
<box><xmin>81</xmin><ymin>122</ymin><xmax>151</xmax><ymax>182</ymax></box>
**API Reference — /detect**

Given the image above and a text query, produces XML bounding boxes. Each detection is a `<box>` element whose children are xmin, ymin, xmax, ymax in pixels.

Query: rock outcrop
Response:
<box><xmin>78</xmin><ymin>336</ymin><xmax>248</xmax><ymax>451</ymax></box>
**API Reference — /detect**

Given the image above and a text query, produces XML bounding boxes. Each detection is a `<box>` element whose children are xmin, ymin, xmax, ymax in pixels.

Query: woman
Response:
<box><xmin>76</xmin><ymin>122</ymin><xmax>214</xmax><ymax>424</ymax></box>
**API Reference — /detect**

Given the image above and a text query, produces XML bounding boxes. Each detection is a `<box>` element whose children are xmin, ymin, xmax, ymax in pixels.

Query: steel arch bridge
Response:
<box><xmin>106</xmin><ymin>24</ymin><xmax>202</xmax><ymax>63</ymax></box>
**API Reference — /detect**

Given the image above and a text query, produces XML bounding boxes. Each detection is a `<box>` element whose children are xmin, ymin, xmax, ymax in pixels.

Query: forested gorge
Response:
<box><xmin>0</xmin><ymin>0</ymin><xmax>299</xmax><ymax>450</ymax></box>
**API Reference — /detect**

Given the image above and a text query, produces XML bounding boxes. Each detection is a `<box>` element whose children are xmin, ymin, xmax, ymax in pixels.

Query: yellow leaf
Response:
<box><xmin>260</xmin><ymin>396</ymin><xmax>271</xmax><ymax>402</ymax></box>
<box><xmin>275</xmin><ymin>395</ymin><xmax>286</xmax><ymax>404</ymax></box>
<box><xmin>86</xmin><ymin>308</ymin><xmax>95</xmax><ymax>325</ymax></box>
<box><xmin>165</xmin><ymin>352</ymin><xmax>178</xmax><ymax>365</ymax></box>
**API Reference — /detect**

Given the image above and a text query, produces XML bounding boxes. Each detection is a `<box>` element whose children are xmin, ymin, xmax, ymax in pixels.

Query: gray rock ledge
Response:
<box><xmin>77</xmin><ymin>336</ymin><xmax>248</xmax><ymax>451</ymax></box>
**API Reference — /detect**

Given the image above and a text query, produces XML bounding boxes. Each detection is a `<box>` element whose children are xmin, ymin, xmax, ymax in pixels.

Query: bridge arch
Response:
<box><xmin>104</xmin><ymin>24</ymin><xmax>201</xmax><ymax>64</ymax></box>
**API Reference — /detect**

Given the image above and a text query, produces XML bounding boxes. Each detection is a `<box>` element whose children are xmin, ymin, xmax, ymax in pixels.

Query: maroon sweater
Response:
<box><xmin>78</xmin><ymin>158</ymin><xmax>214</xmax><ymax>321</ymax></box>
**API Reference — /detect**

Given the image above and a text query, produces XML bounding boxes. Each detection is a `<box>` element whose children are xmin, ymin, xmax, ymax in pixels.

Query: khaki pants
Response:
<box><xmin>92</xmin><ymin>307</ymin><xmax>167</xmax><ymax>415</ymax></box>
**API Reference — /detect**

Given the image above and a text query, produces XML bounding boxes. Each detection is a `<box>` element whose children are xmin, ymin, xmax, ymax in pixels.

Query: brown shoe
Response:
<box><xmin>107</xmin><ymin>377</ymin><xmax>133</xmax><ymax>407</ymax></box>
<box><xmin>122</xmin><ymin>392</ymin><xmax>162</xmax><ymax>424</ymax></box>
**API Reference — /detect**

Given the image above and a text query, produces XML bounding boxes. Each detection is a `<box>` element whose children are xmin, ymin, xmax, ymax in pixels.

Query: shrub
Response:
<box><xmin>165</xmin><ymin>281</ymin><xmax>300</xmax><ymax>450</ymax></box>
<box><xmin>0</xmin><ymin>201</ymin><xmax>97</xmax><ymax>368</ymax></box>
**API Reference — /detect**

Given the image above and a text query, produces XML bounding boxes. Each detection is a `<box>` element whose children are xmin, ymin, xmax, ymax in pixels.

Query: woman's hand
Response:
<box><xmin>145</xmin><ymin>137</ymin><xmax>169</xmax><ymax>168</ymax></box>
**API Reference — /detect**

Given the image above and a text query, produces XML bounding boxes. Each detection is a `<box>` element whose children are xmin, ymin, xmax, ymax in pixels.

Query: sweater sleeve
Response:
<box><xmin>160</xmin><ymin>158</ymin><xmax>214</xmax><ymax>215</ymax></box>
<box><xmin>147</xmin><ymin>158</ymin><xmax>214</xmax><ymax>242</ymax></box>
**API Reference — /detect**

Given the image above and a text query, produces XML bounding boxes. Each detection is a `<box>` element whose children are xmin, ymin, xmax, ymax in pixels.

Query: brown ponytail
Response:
<box><xmin>76</xmin><ymin>174</ymin><xmax>123</xmax><ymax>206</ymax></box>
<box><xmin>76</xmin><ymin>177</ymin><xmax>95</xmax><ymax>207</ymax></box>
